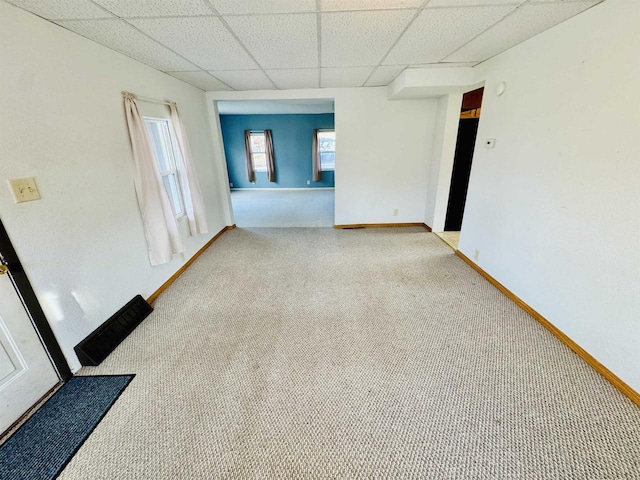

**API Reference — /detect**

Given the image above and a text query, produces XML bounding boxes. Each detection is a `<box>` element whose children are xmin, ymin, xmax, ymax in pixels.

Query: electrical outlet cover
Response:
<box><xmin>8</xmin><ymin>177</ymin><xmax>41</xmax><ymax>203</ymax></box>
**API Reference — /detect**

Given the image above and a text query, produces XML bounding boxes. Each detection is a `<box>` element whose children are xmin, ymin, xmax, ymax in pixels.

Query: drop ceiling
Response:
<box><xmin>5</xmin><ymin>0</ymin><xmax>604</xmax><ymax>91</ymax></box>
<box><xmin>217</xmin><ymin>99</ymin><xmax>335</xmax><ymax>115</ymax></box>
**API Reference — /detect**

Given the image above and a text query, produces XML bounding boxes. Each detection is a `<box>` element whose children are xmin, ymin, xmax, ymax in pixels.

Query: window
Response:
<box><xmin>317</xmin><ymin>130</ymin><xmax>335</xmax><ymax>171</ymax></box>
<box><xmin>249</xmin><ymin>131</ymin><xmax>267</xmax><ymax>172</ymax></box>
<box><xmin>144</xmin><ymin>117</ymin><xmax>186</xmax><ymax>217</ymax></box>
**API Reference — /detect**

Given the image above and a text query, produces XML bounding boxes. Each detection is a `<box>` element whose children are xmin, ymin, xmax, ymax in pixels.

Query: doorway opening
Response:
<box><xmin>216</xmin><ymin>99</ymin><xmax>336</xmax><ymax>228</ymax></box>
<box><xmin>438</xmin><ymin>87</ymin><xmax>484</xmax><ymax>250</ymax></box>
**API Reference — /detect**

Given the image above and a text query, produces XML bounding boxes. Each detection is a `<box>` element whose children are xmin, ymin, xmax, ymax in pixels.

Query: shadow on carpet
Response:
<box><xmin>0</xmin><ymin>375</ymin><xmax>134</xmax><ymax>480</ymax></box>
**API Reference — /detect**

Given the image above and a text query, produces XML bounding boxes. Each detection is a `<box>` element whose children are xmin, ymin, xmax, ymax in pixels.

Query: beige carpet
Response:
<box><xmin>230</xmin><ymin>189</ymin><xmax>335</xmax><ymax>227</ymax></box>
<box><xmin>64</xmin><ymin>228</ymin><xmax>640</xmax><ymax>479</ymax></box>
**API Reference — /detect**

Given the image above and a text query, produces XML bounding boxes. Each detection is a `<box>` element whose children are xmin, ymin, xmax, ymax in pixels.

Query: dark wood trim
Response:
<box><xmin>0</xmin><ymin>218</ymin><xmax>72</xmax><ymax>381</ymax></box>
<box><xmin>334</xmin><ymin>222</ymin><xmax>431</xmax><ymax>230</ymax></box>
<box><xmin>147</xmin><ymin>224</ymin><xmax>236</xmax><ymax>304</ymax></box>
<box><xmin>455</xmin><ymin>250</ymin><xmax>640</xmax><ymax>408</ymax></box>
<box><xmin>460</xmin><ymin>107</ymin><xmax>482</xmax><ymax>119</ymax></box>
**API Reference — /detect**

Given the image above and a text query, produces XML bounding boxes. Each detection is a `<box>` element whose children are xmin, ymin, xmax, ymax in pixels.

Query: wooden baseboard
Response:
<box><xmin>455</xmin><ymin>250</ymin><xmax>640</xmax><ymax>408</ymax></box>
<box><xmin>335</xmin><ymin>222</ymin><xmax>431</xmax><ymax>231</ymax></box>
<box><xmin>147</xmin><ymin>225</ymin><xmax>236</xmax><ymax>304</ymax></box>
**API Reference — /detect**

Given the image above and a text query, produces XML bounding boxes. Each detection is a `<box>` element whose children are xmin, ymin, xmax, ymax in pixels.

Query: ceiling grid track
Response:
<box><xmin>361</xmin><ymin>0</ymin><xmax>433</xmax><ymax>87</ymax></box>
<box><xmin>440</xmin><ymin>0</ymin><xmax>607</xmax><ymax>64</ymax></box>
<box><xmin>6</xmin><ymin>0</ymin><xmax>606</xmax><ymax>91</ymax></box>
<box><xmin>78</xmin><ymin>0</ymin><xmax>235</xmax><ymax>91</ymax></box>
<box><xmin>438</xmin><ymin>0</ymin><xmax>530</xmax><ymax>63</ymax></box>
<box><xmin>316</xmin><ymin>0</ymin><xmax>322</xmax><ymax>88</ymax></box>
<box><xmin>200</xmin><ymin>0</ymin><xmax>279</xmax><ymax>90</ymax></box>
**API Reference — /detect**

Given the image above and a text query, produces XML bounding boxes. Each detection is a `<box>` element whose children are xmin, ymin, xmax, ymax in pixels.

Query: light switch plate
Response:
<box><xmin>8</xmin><ymin>177</ymin><xmax>41</xmax><ymax>203</ymax></box>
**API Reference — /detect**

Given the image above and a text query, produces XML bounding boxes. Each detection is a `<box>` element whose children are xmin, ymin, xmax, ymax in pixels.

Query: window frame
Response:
<box><xmin>248</xmin><ymin>131</ymin><xmax>268</xmax><ymax>173</ymax></box>
<box><xmin>316</xmin><ymin>129</ymin><xmax>336</xmax><ymax>172</ymax></box>
<box><xmin>144</xmin><ymin>116</ymin><xmax>187</xmax><ymax>219</ymax></box>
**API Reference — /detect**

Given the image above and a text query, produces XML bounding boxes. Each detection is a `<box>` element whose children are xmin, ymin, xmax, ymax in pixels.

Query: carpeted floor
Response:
<box><xmin>0</xmin><ymin>376</ymin><xmax>134</xmax><ymax>480</ymax></box>
<box><xmin>63</xmin><ymin>227</ymin><xmax>640</xmax><ymax>479</ymax></box>
<box><xmin>230</xmin><ymin>189</ymin><xmax>334</xmax><ymax>227</ymax></box>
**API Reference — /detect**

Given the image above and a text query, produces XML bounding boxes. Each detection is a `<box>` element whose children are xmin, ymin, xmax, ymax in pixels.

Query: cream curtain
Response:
<box><xmin>123</xmin><ymin>93</ymin><xmax>184</xmax><ymax>266</ymax></box>
<box><xmin>264</xmin><ymin>129</ymin><xmax>276</xmax><ymax>183</ymax></box>
<box><xmin>312</xmin><ymin>129</ymin><xmax>322</xmax><ymax>182</ymax></box>
<box><xmin>169</xmin><ymin>102</ymin><xmax>208</xmax><ymax>236</ymax></box>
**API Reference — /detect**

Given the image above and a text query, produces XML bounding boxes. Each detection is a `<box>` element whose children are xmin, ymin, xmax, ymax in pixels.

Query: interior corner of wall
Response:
<box><xmin>67</xmin><ymin>351</ymin><xmax>82</xmax><ymax>374</ymax></box>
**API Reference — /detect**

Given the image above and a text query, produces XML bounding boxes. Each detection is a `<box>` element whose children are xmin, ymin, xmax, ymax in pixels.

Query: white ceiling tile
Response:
<box><xmin>93</xmin><ymin>0</ymin><xmax>213</xmax><ymax>18</ymax></box>
<box><xmin>445</xmin><ymin>2</ymin><xmax>600</xmax><ymax>63</ymax></box>
<box><xmin>364</xmin><ymin>65</ymin><xmax>405</xmax><ymax>86</ymax></box>
<box><xmin>210</xmin><ymin>70</ymin><xmax>276</xmax><ymax>90</ymax></box>
<box><xmin>321</xmin><ymin>0</ymin><xmax>423</xmax><ymax>11</ymax></box>
<box><xmin>383</xmin><ymin>5</ymin><xmax>515</xmax><ymax>65</ymax></box>
<box><xmin>56</xmin><ymin>19</ymin><xmax>196</xmax><ymax>71</ymax></box>
<box><xmin>167</xmin><ymin>71</ymin><xmax>232</xmax><ymax>91</ymax></box>
<box><xmin>408</xmin><ymin>62</ymin><xmax>478</xmax><ymax>68</ymax></box>
<box><xmin>321</xmin><ymin>10</ymin><xmax>415</xmax><ymax>67</ymax></box>
<box><xmin>427</xmin><ymin>0</ymin><xmax>526</xmax><ymax>6</ymax></box>
<box><xmin>6</xmin><ymin>0</ymin><xmax>112</xmax><ymax>19</ymax></box>
<box><xmin>129</xmin><ymin>17</ymin><xmax>257</xmax><ymax>70</ymax></box>
<box><xmin>225</xmin><ymin>14</ymin><xmax>317</xmax><ymax>69</ymax></box>
<box><xmin>321</xmin><ymin>67</ymin><xmax>374</xmax><ymax>88</ymax></box>
<box><xmin>266</xmin><ymin>69</ymin><xmax>320</xmax><ymax>89</ymax></box>
<box><xmin>210</xmin><ymin>0</ymin><xmax>316</xmax><ymax>14</ymax></box>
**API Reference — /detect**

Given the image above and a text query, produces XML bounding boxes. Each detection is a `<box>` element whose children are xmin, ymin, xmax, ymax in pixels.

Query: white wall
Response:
<box><xmin>0</xmin><ymin>3</ymin><xmax>229</xmax><ymax>372</ymax></box>
<box><xmin>334</xmin><ymin>88</ymin><xmax>436</xmax><ymax>225</ymax></box>
<box><xmin>460</xmin><ymin>0</ymin><xmax>640</xmax><ymax>391</ymax></box>
<box><xmin>424</xmin><ymin>93</ymin><xmax>463</xmax><ymax>231</ymax></box>
<box><xmin>206</xmin><ymin>101</ymin><xmax>235</xmax><ymax>227</ymax></box>
<box><xmin>208</xmin><ymin>88</ymin><xmax>437</xmax><ymax>225</ymax></box>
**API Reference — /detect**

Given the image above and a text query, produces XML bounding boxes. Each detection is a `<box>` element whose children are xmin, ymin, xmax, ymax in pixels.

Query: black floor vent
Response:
<box><xmin>74</xmin><ymin>295</ymin><xmax>153</xmax><ymax>366</ymax></box>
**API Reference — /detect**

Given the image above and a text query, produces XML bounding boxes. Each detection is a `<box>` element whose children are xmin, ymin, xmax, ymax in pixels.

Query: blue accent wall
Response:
<box><xmin>220</xmin><ymin>113</ymin><xmax>335</xmax><ymax>188</ymax></box>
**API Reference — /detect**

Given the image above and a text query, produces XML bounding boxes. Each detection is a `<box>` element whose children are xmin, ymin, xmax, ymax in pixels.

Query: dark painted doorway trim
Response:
<box><xmin>0</xmin><ymin>218</ymin><xmax>72</xmax><ymax>381</ymax></box>
<box><xmin>444</xmin><ymin>117</ymin><xmax>480</xmax><ymax>231</ymax></box>
<box><xmin>444</xmin><ymin>87</ymin><xmax>484</xmax><ymax>232</ymax></box>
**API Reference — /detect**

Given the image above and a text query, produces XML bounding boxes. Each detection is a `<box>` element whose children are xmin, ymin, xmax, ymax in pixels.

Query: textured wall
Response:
<box><xmin>0</xmin><ymin>2</ymin><xmax>229</xmax><ymax>371</ymax></box>
<box><xmin>461</xmin><ymin>0</ymin><xmax>640</xmax><ymax>391</ymax></box>
<box><xmin>220</xmin><ymin>113</ymin><xmax>335</xmax><ymax>189</ymax></box>
<box><xmin>208</xmin><ymin>87</ymin><xmax>438</xmax><ymax>225</ymax></box>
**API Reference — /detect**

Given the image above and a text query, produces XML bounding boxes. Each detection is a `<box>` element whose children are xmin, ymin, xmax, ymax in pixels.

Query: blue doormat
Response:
<box><xmin>0</xmin><ymin>375</ymin><xmax>134</xmax><ymax>480</ymax></box>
